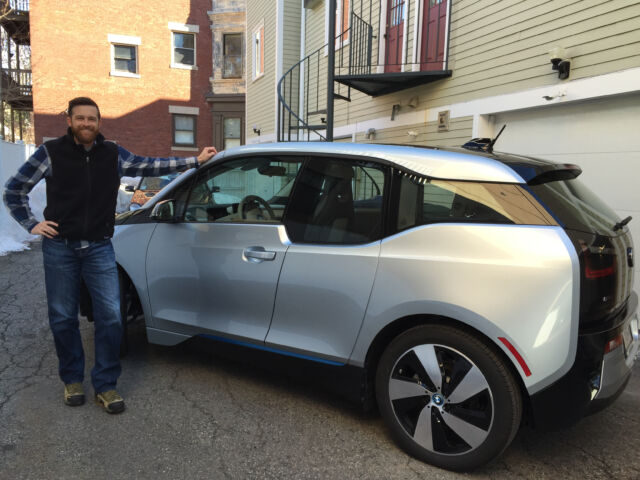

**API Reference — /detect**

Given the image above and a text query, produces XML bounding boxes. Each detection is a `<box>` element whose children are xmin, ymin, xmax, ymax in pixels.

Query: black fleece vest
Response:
<box><xmin>43</xmin><ymin>130</ymin><xmax>120</xmax><ymax>241</ymax></box>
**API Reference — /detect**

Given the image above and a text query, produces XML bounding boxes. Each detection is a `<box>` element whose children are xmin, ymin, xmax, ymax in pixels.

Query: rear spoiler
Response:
<box><xmin>526</xmin><ymin>164</ymin><xmax>582</xmax><ymax>185</ymax></box>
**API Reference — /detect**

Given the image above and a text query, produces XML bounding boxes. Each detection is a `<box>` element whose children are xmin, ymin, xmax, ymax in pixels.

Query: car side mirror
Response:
<box><xmin>150</xmin><ymin>199</ymin><xmax>176</xmax><ymax>222</ymax></box>
<box><xmin>124</xmin><ymin>185</ymin><xmax>135</xmax><ymax>192</ymax></box>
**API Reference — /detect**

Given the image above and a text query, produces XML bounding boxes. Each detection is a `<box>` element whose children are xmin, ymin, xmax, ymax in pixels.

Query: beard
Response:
<box><xmin>70</xmin><ymin>124</ymin><xmax>99</xmax><ymax>145</ymax></box>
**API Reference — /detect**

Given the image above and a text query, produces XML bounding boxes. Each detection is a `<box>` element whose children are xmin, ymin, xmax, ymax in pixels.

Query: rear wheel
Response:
<box><xmin>375</xmin><ymin>324</ymin><xmax>522</xmax><ymax>471</ymax></box>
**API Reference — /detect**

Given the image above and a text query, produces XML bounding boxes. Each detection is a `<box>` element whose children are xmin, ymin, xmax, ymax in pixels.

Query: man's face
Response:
<box><xmin>66</xmin><ymin>105</ymin><xmax>101</xmax><ymax>145</ymax></box>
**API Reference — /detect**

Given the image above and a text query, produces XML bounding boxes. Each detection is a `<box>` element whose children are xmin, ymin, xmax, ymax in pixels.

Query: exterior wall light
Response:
<box><xmin>365</xmin><ymin>128</ymin><xmax>376</xmax><ymax>139</ymax></box>
<box><xmin>252</xmin><ymin>125</ymin><xmax>261</xmax><ymax>136</ymax></box>
<box><xmin>549</xmin><ymin>47</ymin><xmax>571</xmax><ymax>80</ymax></box>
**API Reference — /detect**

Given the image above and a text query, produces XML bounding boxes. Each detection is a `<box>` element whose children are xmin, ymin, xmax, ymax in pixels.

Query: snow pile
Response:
<box><xmin>0</xmin><ymin>181</ymin><xmax>46</xmax><ymax>256</ymax></box>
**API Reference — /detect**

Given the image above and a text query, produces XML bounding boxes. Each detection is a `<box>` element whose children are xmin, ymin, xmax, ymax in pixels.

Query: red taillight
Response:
<box><xmin>604</xmin><ymin>334</ymin><xmax>623</xmax><ymax>354</ymax></box>
<box><xmin>585</xmin><ymin>264</ymin><xmax>615</xmax><ymax>279</ymax></box>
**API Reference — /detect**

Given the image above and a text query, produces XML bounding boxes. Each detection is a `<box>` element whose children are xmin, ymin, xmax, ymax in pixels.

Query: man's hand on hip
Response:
<box><xmin>197</xmin><ymin>147</ymin><xmax>218</xmax><ymax>165</ymax></box>
<box><xmin>31</xmin><ymin>220</ymin><xmax>59</xmax><ymax>239</ymax></box>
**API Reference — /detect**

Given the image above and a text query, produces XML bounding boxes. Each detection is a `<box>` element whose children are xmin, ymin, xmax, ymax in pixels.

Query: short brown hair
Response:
<box><xmin>67</xmin><ymin>97</ymin><xmax>101</xmax><ymax>119</ymax></box>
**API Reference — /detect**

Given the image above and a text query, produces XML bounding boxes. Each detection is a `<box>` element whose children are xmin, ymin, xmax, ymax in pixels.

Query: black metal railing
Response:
<box><xmin>2</xmin><ymin>0</ymin><xmax>29</xmax><ymax>12</ymax></box>
<box><xmin>277</xmin><ymin>0</ymin><xmax>451</xmax><ymax>142</ymax></box>
<box><xmin>1</xmin><ymin>68</ymin><xmax>32</xmax><ymax>96</ymax></box>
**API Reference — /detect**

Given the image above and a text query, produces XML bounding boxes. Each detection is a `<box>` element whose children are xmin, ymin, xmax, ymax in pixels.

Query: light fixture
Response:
<box><xmin>407</xmin><ymin>96</ymin><xmax>418</xmax><ymax>109</ymax></box>
<box><xmin>365</xmin><ymin>128</ymin><xmax>376</xmax><ymax>140</ymax></box>
<box><xmin>548</xmin><ymin>47</ymin><xmax>571</xmax><ymax>80</ymax></box>
<box><xmin>252</xmin><ymin>125</ymin><xmax>261</xmax><ymax>136</ymax></box>
<box><xmin>407</xmin><ymin>131</ymin><xmax>418</xmax><ymax>138</ymax></box>
<box><xmin>391</xmin><ymin>104</ymin><xmax>401</xmax><ymax>121</ymax></box>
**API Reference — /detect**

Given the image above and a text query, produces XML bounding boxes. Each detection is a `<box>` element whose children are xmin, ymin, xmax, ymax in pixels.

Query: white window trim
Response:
<box><xmin>108</xmin><ymin>34</ymin><xmax>141</xmax><ymax>78</ymax></box>
<box><xmin>169</xmin><ymin>105</ymin><xmax>200</xmax><ymax>115</ymax></box>
<box><xmin>171</xmin><ymin>146</ymin><xmax>199</xmax><ymax>152</ymax></box>
<box><xmin>252</xmin><ymin>21</ymin><xmax>265</xmax><ymax>82</ymax></box>
<box><xmin>324</xmin><ymin>0</ymin><xmax>351</xmax><ymax>56</ymax></box>
<box><xmin>169</xmin><ymin>23</ymin><xmax>198</xmax><ymax>70</ymax></box>
<box><xmin>168</xmin><ymin>22</ymin><xmax>200</xmax><ymax>34</ymax></box>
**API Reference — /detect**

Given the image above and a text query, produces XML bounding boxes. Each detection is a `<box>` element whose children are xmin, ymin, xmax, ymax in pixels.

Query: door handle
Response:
<box><xmin>243</xmin><ymin>246</ymin><xmax>276</xmax><ymax>262</ymax></box>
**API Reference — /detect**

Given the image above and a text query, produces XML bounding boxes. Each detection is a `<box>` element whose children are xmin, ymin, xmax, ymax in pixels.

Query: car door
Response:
<box><xmin>145</xmin><ymin>155</ymin><xmax>303</xmax><ymax>341</ymax></box>
<box><xmin>265</xmin><ymin>157</ymin><xmax>389</xmax><ymax>363</ymax></box>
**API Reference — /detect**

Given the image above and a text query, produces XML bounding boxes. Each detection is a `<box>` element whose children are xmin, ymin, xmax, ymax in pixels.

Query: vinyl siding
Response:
<box><xmin>327</xmin><ymin>0</ymin><xmax>640</xmax><ymax>135</ymax></box>
<box><xmin>246</xmin><ymin>2</ymin><xmax>277</xmax><ymax>140</ymax></box>
<box><xmin>354</xmin><ymin>116</ymin><xmax>473</xmax><ymax>146</ymax></box>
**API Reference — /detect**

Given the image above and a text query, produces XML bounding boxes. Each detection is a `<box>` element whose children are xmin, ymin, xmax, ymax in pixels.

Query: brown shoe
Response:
<box><xmin>64</xmin><ymin>383</ymin><xmax>85</xmax><ymax>406</ymax></box>
<box><xmin>95</xmin><ymin>389</ymin><xmax>125</xmax><ymax>414</ymax></box>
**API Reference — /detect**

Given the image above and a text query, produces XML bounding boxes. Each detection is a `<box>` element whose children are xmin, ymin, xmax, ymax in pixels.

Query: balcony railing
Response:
<box><xmin>1</xmin><ymin>68</ymin><xmax>32</xmax><ymax>97</ymax></box>
<box><xmin>5</xmin><ymin>0</ymin><xmax>29</xmax><ymax>12</ymax></box>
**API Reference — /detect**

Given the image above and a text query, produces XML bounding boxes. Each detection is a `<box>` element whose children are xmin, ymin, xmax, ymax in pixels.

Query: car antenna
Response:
<box><xmin>486</xmin><ymin>124</ymin><xmax>506</xmax><ymax>154</ymax></box>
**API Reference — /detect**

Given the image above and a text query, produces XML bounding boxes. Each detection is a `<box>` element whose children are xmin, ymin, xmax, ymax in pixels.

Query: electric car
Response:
<box><xmin>111</xmin><ymin>142</ymin><xmax>639</xmax><ymax>471</ymax></box>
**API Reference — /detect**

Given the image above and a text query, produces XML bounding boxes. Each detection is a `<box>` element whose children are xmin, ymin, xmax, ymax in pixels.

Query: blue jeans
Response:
<box><xmin>42</xmin><ymin>237</ymin><xmax>122</xmax><ymax>393</ymax></box>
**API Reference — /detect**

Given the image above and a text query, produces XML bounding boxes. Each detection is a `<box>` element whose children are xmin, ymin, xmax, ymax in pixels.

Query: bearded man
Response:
<box><xmin>3</xmin><ymin>97</ymin><xmax>217</xmax><ymax>413</ymax></box>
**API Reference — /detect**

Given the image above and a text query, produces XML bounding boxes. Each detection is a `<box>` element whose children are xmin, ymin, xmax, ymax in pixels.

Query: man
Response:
<box><xmin>2</xmin><ymin>97</ymin><xmax>217</xmax><ymax>414</ymax></box>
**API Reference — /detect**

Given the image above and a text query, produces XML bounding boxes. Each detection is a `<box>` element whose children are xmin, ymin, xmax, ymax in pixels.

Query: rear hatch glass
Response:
<box><xmin>529</xmin><ymin>179</ymin><xmax>620</xmax><ymax>236</ymax></box>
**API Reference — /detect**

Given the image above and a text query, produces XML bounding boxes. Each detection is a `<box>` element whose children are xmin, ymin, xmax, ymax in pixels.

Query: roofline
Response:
<box><xmin>209</xmin><ymin>142</ymin><xmax>526</xmax><ymax>183</ymax></box>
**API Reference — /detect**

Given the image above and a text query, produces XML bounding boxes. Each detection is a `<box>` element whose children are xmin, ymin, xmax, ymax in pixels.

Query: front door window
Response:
<box><xmin>223</xmin><ymin>117</ymin><xmax>242</xmax><ymax>150</ymax></box>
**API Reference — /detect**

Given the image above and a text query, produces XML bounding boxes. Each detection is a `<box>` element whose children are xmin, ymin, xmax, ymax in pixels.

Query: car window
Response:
<box><xmin>184</xmin><ymin>157</ymin><xmax>302</xmax><ymax>223</ymax></box>
<box><xmin>139</xmin><ymin>173</ymin><xmax>180</xmax><ymax>191</ymax></box>
<box><xmin>396</xmin><ymin>171</ymin><xmax>555</xmax><ymax>231</ymax></box>
<box><xmin>285</xmin><ymin>158</ymin><xmax>388</xmax><ymax>244</ymax></box>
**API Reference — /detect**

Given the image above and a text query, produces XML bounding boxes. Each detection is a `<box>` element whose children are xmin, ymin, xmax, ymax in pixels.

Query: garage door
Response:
<box><xmin>492</xmin><ymin>92</ymin><xmax>640</xmax><ymax>292</ymax></box>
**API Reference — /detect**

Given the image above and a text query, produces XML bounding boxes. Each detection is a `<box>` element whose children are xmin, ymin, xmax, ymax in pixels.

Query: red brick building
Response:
<box><xmin>30</xmin><ymin>0</ymin><xmax>215</xmax><ymax>156</ymax></box>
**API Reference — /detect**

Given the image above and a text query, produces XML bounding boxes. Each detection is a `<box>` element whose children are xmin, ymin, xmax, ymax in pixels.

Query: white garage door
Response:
<box><xmin>492</xmin><ymin>92</ymin><xmax>640</xmax><ymax>292</ymax></box>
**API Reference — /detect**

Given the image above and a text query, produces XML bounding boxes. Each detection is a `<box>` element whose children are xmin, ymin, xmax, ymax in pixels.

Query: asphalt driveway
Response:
<box><xmin>1</xmin><ymin>242</ymin><xmax>639</xmax><ymax>479</ymax></box>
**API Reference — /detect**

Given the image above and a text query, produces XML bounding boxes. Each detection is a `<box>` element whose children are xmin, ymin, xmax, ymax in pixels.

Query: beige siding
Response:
<box><xmin>246</xmin><ymin>2</ymin><xmax>277</xmax><ymax>140</ymax></box>
<box><xmin>282</xmin><ymin>1</ymin><xmax>302</xmax><ymax>118</ymax></box>
<box><xmin>342</xmin><ymin>0</ymin><xmax>640</xmax><ymax>133</ymax></box>
<box><xmin>354</xmin><ymin>116</ymin><xmax>473</xmax><ymax>147</ymax></box>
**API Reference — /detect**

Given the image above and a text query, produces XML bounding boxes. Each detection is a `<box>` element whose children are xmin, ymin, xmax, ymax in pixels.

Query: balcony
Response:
<box><xmin>1</xmin><ymin>68</ymin><xmax>32</xmax><ymax>108</ymax></box>
<box><xmin>0</xmin><ymin>0</ymin><xmax>30</xmax><ymax>44</ymax></box>
<box><xmin>333</xmin><ymin>1</ymin><xmax>452</xmax><ymax>97</ymax></box>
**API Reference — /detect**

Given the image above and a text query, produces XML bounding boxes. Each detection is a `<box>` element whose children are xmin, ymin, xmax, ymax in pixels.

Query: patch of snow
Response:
<box><xmin>0</xmin><ymin>181</ymin><xmax>46</xmax><ymax>256</ymax></box>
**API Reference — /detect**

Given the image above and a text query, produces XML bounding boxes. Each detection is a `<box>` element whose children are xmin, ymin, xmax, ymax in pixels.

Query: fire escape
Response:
<box><xmin>277</xmin><ymin>0</ymin><xmax>452</xmax><ymax>142</ymax></box>
<box><xmin>1</xmin><ymin>0</ymin><xmax>31</xmax><ymax>142</ymax></box>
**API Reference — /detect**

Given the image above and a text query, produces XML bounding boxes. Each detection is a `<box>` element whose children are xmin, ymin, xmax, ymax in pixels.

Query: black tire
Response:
<box><xmin>375</xmin><ymin>324</ymin><xmax>522</xmax><ymax>471</ymax></box>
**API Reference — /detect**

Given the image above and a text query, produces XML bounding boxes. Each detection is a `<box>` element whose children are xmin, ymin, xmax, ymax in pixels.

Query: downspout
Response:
<box><xmin>299</xmin><ymin>1</ymin><xmax>306</xmax><ymax>140</ymax></box>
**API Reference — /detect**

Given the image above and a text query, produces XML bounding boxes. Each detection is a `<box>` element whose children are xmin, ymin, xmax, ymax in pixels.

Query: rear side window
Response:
<box><xmin>396</xmin><ymin>171</ymin><xmax>555</xmax><ymax>231</ymax></box>
<box><xmin>285</xmin><ymin>158</ymin><xmax>388</xmax><ymax>244</ymax></box>
<box><xmin>529</xmin><ymin>179</ymin><xmax>620</xmax><ymax>235</ymax></box>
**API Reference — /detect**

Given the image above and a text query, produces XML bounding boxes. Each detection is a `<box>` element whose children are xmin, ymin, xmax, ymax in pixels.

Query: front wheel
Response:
<box><xmin>375</xmin><ymin>324</ymin><xmax>522</xmax><ymax>471</ymax></box>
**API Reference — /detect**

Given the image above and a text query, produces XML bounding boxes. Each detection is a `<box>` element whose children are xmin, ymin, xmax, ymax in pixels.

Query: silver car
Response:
<box><xmin>111</xmin><ymin>142</ymin><xmax>639</xmax><ymax>471</ymax></box>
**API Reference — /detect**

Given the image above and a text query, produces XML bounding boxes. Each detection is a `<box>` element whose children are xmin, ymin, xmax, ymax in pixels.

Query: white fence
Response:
<box><xmin>0</xmin><ymin>140</ymin><xmax>42</xmax><ymax>255</ymax></box>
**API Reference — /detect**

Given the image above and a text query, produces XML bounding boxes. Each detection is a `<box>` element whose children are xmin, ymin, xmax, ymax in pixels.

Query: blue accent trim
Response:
<box><xmin>199</xmin><ymin>334</ymin><xmax>346</xmax><ymax>366</ymax></box>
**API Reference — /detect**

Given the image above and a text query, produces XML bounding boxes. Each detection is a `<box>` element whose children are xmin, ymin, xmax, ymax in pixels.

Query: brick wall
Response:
<box><xmin>30</xmin><ymin>0</ymin><xmax>213</xmax><ymax>157</ymax></box>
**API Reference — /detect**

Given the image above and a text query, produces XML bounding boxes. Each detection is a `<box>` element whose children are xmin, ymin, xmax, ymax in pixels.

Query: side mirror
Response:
<box><xmin>150</xmin><ymin>199</ymin><xmax>176</xmax><ymax>222</ymax></box>
<box><xmin>124</xmin><ymin>185</ymin><xmax>135</xmax><ymax>192</ymax></box>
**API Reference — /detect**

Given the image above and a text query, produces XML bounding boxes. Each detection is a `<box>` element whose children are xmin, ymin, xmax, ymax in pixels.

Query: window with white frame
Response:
<box><xmin>108</xmin><ymin>34</ymin><xmax>141</xmax><ymax>78</ymax></box>
<box><xmin>252</xmin><ymin>24</ymin><xmax>264</xmax><ymax>80</ymax></box>
<box><xmin>324</xmin><ymin>0</ymin><xmax>350</xmax><ymax>50</ymax></box>
<box><xmin>169</xmin><ymin>22</ymin><xmax>199</xmax><ymax>69</ymax></box>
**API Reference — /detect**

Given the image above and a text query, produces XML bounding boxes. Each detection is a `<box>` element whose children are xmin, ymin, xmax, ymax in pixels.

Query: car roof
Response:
<box><xmin>213</xmin><ymin>142</ymin><xmax>526</xmax><ymax>183</ymax></box>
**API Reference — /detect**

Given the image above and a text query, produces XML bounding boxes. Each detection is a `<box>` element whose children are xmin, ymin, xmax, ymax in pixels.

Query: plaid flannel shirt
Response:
<box><xmin>3</xmin><ymin>143</ymin><xmax>198</xmax><ymax>233</ymax></box>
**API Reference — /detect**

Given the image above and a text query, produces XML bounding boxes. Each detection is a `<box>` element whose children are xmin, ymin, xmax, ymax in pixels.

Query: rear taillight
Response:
<box><xmin>585</xmin><ymin>263</ymin><xmax>615</xmax><ymax>279</ymax></box>
<box><xmin>604</xmin><ymin>334</ymin><xmax>623</xmax><ymax>354</ymax></box>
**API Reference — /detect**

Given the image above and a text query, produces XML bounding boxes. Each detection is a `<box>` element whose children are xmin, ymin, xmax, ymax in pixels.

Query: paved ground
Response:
<box><xmin>1</xmin><ymin>242</ymin><xmax>639</xmax><ymax>480</ymax></box>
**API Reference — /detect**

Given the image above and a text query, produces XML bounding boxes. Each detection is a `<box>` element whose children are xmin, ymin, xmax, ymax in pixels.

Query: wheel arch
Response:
<box><xmin>362</xmin><ymin>314</ymin><xmax>533</xmax><ymax>423</ymax></box>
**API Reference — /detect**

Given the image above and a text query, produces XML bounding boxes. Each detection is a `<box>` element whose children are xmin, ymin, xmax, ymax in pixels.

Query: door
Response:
<box><xmin>145</xmin><ymin>156</ymin><xmax>303</xmax><ymax>341</ymax></box>
<box><xmin>420</xmin><ymin>0</ymin><xmax>448</xmax><ymax>71</ymax></box>
<box><xmin>266</xmin><ymin>157</ymin><xmax>389</xmax><ymax>362</ymax></box>
<box><xmin>385</xmin><ymin>0</ymin><xmax>405</xmax><ymax>73</ymax></box>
